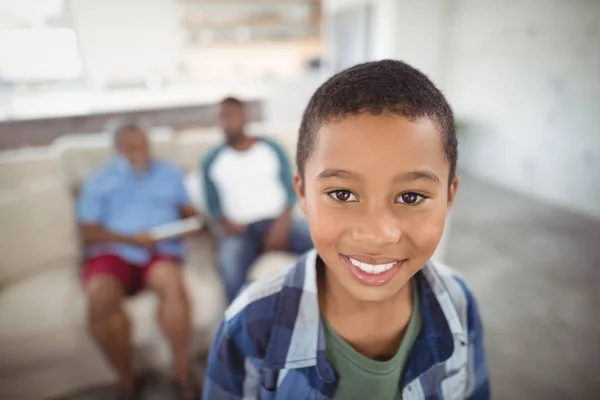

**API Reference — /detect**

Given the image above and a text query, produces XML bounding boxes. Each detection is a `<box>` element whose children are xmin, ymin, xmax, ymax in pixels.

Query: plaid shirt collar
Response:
<box><xmin>259</xmin><ymin>249</ymin><xmax>467</xmax><ymax>384</ymax></box>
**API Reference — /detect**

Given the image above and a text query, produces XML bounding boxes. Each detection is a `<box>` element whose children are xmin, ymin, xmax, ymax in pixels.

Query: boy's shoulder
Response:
<box><xmin>421</xmin><ymin>260</ymin><xmax>478</xmax><ymax>334</ymax></box>
<box><xmin>220</xmin><ymin>251</ymin><xmax>316</xmax><ymax>365</ymax></box>
<box><xmin>224</xmin><ymin>253</ymin><xmax>302</xmax><ymax>324</ymax></box>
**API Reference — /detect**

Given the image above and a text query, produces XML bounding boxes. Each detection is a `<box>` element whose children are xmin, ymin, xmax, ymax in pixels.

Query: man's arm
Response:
<box><xmin>201</xmin><ymin>150</ymin><xmax>224</xmax><ymax>221</ymax></box>
<box><xmin>202</xmin><ymin>320</ymin><xmax>257</xmax><ymax>399</ymax></box>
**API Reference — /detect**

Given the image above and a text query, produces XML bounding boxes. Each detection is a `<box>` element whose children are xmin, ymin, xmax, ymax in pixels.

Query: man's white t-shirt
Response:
<box><xmin>202</xmin><ymin>138</ymin><xmax>295</xmax><ymax>225</ymax></box>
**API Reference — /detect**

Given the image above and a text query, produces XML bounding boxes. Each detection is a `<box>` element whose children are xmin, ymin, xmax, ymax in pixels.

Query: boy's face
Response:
<box><xmin>294</xmin><ymin>114</ymin><xmax>458</xmax><ymax>303</ymax></box>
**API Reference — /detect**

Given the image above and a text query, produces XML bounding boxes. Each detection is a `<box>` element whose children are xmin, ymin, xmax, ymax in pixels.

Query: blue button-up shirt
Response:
<box><xmin>77</xmin><ymin>156</ymin><xmax>190</xmax><ymax>265</ymax></box>
<box><xmin>203</xmin><ymin>249</ymin><xmax>490</xmax><ymax>399</ymax></box>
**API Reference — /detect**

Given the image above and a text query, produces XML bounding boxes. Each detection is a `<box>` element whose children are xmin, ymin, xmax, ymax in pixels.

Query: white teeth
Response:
<box><xmin>349</xmin><ymin>257</ymin><xmax>397</xmax><ymax>274</ymax></box>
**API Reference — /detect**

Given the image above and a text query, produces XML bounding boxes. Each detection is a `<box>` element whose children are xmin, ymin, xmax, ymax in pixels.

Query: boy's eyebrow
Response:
<box><xmin>394</xmin><ymin>170</ymin><xmax>441</xmax><ymax>184</ymax></box>
<box><xmin>316</xmin><ymin>169</ymin><xmax>441</xmax><ymax>183</ymax></box>
<box><xmin>316</xmin><ymin>169</ymin><xmax>361</xmax><ymax>181</ymax></box>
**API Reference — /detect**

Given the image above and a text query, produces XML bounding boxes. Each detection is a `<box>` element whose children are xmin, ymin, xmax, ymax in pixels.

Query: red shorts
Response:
<box><xmin>83</xmin><ymin>254</ymin><xmax>181</xmax><ymax>295</ymax></box>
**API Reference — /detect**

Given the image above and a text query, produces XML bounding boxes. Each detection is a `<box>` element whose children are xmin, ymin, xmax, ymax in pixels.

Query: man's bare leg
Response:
<box><xmin>146</xmin><ymin>262</ymin><xmax>192</xmax><ymax>384</ymax></box>
<box><xmin>87</xmin><ymin>276</ymin><xmax>134</xmax><ymax>390</ymax></box>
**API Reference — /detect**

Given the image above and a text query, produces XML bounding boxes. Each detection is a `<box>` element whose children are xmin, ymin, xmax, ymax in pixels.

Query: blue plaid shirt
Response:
<box><xmin>203</xmin><ymin>250</ymin><xmax>490</xmax><ymax>399</ymax></box>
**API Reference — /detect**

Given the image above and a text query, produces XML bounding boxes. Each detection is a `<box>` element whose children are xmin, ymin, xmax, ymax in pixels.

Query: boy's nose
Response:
<box><xmin>351</xmin><ymin>209</ymin><xmax>402</xmax><ymax>247</ymax></box>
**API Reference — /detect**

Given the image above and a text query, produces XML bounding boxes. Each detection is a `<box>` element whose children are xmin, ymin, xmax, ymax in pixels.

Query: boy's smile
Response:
<box><xmin>294</xmin><ymin>113</ymin><xmax>459</xmax><ymax>304</ymax></box>
<box><xmin>341</xmin><ymin>255</ymin><xmax>407</xmax><ymax>286</ymax></box>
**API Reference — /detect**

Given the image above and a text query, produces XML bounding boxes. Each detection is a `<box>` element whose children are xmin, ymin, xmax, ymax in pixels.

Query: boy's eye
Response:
<box><xmin>328</xmin><ymin>189</ymin><xmax>358</xmax><ymax>202</ymax></box>
<box><xmin>396</xmin><ymin>192</ymin><xmax>426</xmax><ymax>205</ymax></box>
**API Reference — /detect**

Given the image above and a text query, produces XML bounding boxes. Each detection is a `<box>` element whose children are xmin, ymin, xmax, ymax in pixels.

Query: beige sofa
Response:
<box><xmin>0</xmin><ymin>127</ymin><xmax>298</xmax><ymax>399</ymax></box>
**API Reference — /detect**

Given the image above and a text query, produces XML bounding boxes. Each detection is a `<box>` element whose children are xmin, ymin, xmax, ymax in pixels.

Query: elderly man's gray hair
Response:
<box><xmin>105</xmin><ymin>116</ymin><xmax>149</xmax><ymax>147</ymax></box>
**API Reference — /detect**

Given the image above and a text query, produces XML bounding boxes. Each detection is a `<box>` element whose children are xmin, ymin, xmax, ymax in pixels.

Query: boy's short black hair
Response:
<box><xmin>297</xmin><ymin>60</ymin><xmax>457</xmax><ymax>184</ymax></box>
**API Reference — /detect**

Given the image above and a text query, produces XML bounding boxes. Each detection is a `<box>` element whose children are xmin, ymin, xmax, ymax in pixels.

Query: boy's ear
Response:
<box><xmin>293</xmin><ymin>172</ymin><xmax>308</xmax><ymax>215</ymax></box>
<box><xmin>447</xmin><ymin>174</ymin><xmax>460</xmax><ymax>210</ymax></box>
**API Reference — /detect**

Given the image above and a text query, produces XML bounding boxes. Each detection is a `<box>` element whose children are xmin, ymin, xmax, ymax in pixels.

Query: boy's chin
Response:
<box><xmin>346</xmin><ymin>276</ymin><xmax>412</xmax><ymax>303</ymax></box>
<box><xmin>326</xmin><ymin>265</ymin><xmax>413</xmax><ymax>304</ymax></box>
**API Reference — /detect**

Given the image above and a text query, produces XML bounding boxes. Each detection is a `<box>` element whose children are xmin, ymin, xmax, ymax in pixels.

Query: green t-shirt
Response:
<box><xmin>323</xmin><ymin>280</ymin><xmax>422</xmax><ymax>400</ymax></box>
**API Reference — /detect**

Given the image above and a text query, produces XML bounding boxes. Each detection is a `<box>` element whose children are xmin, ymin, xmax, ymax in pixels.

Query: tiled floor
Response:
<box><xmin>446</xmin><ymin>174</ymin><xmax>600</xmax><ymax>400</ymax></box>
<box><xmin>62</xmin><ymin>174</ymin><xmax>600</xmax><ymax>399</ymax></box>
<box><xmin>58</xmin><ymin>368</ymin><xmax>205</xmax><ymax>400</ymax></box>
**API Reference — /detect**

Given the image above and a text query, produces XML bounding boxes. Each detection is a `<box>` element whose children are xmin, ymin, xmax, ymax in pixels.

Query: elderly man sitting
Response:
<box><xmin>77</xmin><ymin>120</ymin><xmax>199</xmax><ymax>400</ymax></box>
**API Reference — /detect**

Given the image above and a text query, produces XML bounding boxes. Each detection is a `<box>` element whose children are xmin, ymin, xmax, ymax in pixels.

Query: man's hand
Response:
<box><xmin>222</xmin><ymin>219</ymin><xmax>247</xmax><ymax>236</ymax></box>
<box><xmin>262</xmin><ymin>212</ymin><xmax>291</xmax><ymax>253</ymax></box>
<box><xmin>131</xmin><ymin>232</ymin><xmax>157</xmax><ymax>248</ymax></box>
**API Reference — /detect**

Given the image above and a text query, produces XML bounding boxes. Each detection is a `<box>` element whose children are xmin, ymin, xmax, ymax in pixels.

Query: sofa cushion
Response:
<box><xmin>0</xmin><ymin>262</ymin><xmax>84</xmax><ymax>352</ymax></box>
<box><xmin>148</xmin><ymin>127</ymin><xmax>179</xmax><ymax>167</ymax></box>
<box><xmin>53</xmin><ymin>134</ymin><xmax>112</xmax><ymax>192</ymax></box>
<box><xmin>0</xmin><ymin>180</ymin><xmax>80</xmax><ymax>285</ymax></box>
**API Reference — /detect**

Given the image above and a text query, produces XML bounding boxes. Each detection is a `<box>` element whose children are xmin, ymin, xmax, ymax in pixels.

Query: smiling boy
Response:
<box><xmin>203</xmin><ymin>60</ymin><xmax>490</xmax><ymax>399</ymax></box>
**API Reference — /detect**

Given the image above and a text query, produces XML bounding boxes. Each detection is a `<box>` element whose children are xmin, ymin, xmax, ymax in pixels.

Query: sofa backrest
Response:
<box><xmin>0</xmin><ymin>178</ymin><xmax>81</xmax><ymax>286</ymax></box>
<box><xmin>0</xmin><ymin>147</ymin><xmax>67</xmax><ymax>191</ymax></box>
<box><xmin>0</xmin><ymin>147</ymin><xmax>80</xmax><ymax>285</ymax></box>
<box><xmin>174</xmin><ymin>128</ymin><xmax>223</xmax><ymax>173</ymax></box>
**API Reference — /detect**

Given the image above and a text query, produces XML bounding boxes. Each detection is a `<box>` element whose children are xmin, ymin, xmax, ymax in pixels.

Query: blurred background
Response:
<box><xmin>0</xmin><ymin>0</ymin><xmax>598</xmax><ymax>399</ymax></box>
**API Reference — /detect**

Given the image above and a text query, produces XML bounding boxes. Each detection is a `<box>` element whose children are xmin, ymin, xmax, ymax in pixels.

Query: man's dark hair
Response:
<box><xmin>297</xmin><ymin>60</ymin><xmax>457</xmax><ymax>184</ymax></box>
<box><xmin>221</xmin><ymin>97</ymin><xmax>245</xmax><ymax>108</ymax></box>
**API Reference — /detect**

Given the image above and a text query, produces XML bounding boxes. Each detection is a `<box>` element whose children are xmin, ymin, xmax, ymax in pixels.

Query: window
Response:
<box><xmin>0</xmin><ymin>0</ymin><xmax>83</xmax><ymax>83</ymax></box>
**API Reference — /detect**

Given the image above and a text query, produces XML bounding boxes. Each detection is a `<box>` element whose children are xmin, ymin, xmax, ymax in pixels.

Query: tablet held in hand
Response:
<box><xmin>149</xmin><ymin>217</ymin><xmax>203</xmax><ymax>241</ymax></box>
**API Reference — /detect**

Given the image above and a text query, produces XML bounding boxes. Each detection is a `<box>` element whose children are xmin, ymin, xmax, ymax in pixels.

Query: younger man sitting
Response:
<box><xmin>202</xmin><ymin>97</ymin><xmax>313</xmax><ymax>302</ymax></box>
<box><xmin>203</xmin><ymin>61</ymin><xmax>489</xmax><ymax>399</ymax></box>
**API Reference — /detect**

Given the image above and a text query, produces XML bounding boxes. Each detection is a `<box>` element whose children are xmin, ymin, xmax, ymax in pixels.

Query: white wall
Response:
<box><xmin>68</xmin><ymin>0</ymin><xmax>183</xmax><ymax>88</ymax></box>
<box><xmin>447</xmin><ymin>0</ymin><xmax>600</xmax><ymax>219</ymax></box>
<box><xmin>323</xmin><ymin>0</ymin><xmax>397</xmax><ymax>68</ymax></box>
<box><xmin>380</xmin><ymin>0</ymin><xmax>449</xmax><ymax>86</ymax></box>
<box><xmin>183</xmin><ymin>39</ymin><xmax>321</xmax><ymax>81</ymax></box>
<box><xmin>325</xmin><ymin>0</ymin><xmax>600</xmax><ymax>220</ymax></box>
<box><xmin>323</xmin><ymin>0</ymin><xmax>448</xmax><ymax>83</ymax></box>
